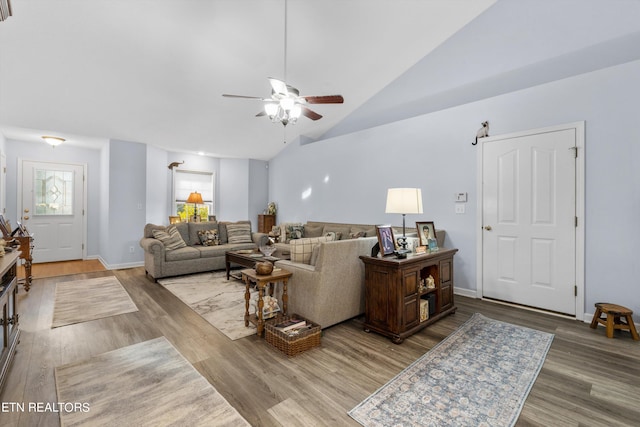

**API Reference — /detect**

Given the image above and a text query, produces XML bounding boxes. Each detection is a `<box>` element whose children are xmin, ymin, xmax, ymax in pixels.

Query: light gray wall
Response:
<box><xmin>146</xmin><ymin>145</ymin><xmax>168</xmax><ymax>226</ymax></box>
<box><xmin>270</xmin><ymin>58</ymin><xmax>640</xmax><ymax>320</ymax></box>
<box><xmin>249</xmin><ymin>159</ymin><xmax>269</xmax><ymax>230</ymax></box>
<box><xmin>104</xmin><ymin>139</ymin><xmax>147</xmax><ymax>267</ymax></box>
<box><xmin>218</xmin><ymin>158</ymin><xmax>249</xmax><ymax>223</ymax></box>
<box><xmin>5</xmin><ymin>139</ymin><xmax>103</xmax><ymax>259</ymax></box>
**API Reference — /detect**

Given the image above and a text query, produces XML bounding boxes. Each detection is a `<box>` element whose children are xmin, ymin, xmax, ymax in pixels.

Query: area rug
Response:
<box><xmin>55</xmin><ymin>336</ymin><xmax>250</xmax><ymax>426</ymax></box>
<box><xmin>158</xmin><ymin>271</ymin><xmax>258</xmax><ymax>340</ymax></box>
<box><xmin>349</xmin><ymin>313</ymin><xmax>554</xmax><ymax>427</ymax></box>
<box><xmin>52</xmin><ymin>276</ymin><xmax>138</xmax><ymax>328</ymax></box>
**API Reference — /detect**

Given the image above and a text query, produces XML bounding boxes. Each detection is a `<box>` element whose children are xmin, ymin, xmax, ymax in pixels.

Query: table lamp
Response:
<box><xmin>385</xmin><ymin>188</ymin><xmax>423</xmax><ymax>258</ymax></box>
<box><xmin>186</xmin><ymin>191</ymin><xmax>203</xmax><ymax>222</ymax></box>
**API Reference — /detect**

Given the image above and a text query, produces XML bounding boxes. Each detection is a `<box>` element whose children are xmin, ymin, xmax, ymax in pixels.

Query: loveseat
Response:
<box><xmin>139</xmin><ymin>221</ymin><xmax>262</xmax><ymax>280</ymax></box>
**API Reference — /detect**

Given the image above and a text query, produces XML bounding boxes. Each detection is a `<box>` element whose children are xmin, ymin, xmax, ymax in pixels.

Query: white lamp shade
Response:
<box><xmin>385</xmin><ymin>188</ymin><xmax>423</xmax><ymax>214</ymax></box>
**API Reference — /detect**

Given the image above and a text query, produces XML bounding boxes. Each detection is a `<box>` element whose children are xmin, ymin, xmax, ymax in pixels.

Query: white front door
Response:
<box><xmin>481</xmin><ymin>127</ymin><xmax>577</xmax><ymax>315</ymax></box>
<box><xmin>20</xmin><ymin>160</ymin><xmax>85</xmax><ymax>263</ymax></box>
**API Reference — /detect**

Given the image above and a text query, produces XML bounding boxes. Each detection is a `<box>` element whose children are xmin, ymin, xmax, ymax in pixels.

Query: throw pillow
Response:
<box><xmin>226</xmin><ymin>223</ymin><xmax>253</xmax><ymax>244</ymax></box>
<box><xmin>286</xmin><ymin>224</ymin><xmax>304</xmax><ymax>242</ymax></box>
<box><xmin>152</xmin><ymin>225</ymin><xmax>187</xmax><ymax>250</ymax></box>
<box><xmin>322</xmin><ymin>225</ymin><xmax>351</xmax><ymax>240</ymax></box>
<box><xmin>197</xmin><ymin>229</ymin><xmax>220</xmax><ymax>246</ymax></box>
<box><xmin>325</xmin><ymin>231</ymin><xmax>342</xmax><ymax>241</ymax></box>
<box><xmin>290</xmin><ymin>235</ymin><xmax>333</xmax><ymax>264</ymax></box>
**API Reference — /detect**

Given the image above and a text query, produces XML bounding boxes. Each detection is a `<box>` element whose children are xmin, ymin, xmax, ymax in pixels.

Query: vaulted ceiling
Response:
<box><xmin>2</xmin><ymin>1</ymin><xmax>640</xmax><ymax>160</ymax></box>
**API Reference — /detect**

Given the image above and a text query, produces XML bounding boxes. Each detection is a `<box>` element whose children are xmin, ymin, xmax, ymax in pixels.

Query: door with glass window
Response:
<box><xmin>21</xmin><ymin>161</ymin><xmax>85</xmax><ymax>263</ymax></box>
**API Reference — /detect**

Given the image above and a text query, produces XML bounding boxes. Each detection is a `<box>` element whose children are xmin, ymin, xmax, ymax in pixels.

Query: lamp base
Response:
<box><xmin>395</xmin><ymin>249</ymin><xmax>411</xmax><ymax>259</ymax></box>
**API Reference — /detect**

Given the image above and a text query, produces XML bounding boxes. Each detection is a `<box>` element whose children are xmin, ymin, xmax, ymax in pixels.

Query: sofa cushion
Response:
<box><xmin>198</xmin><ymin>229</ymin><xmax>220</xmax><ymax>246</ymax></box>
<box><xmin>302</xmin><ymin>223</ymin><xmax>324</xmax><ymax>238</ymax></box>
<box><xmin>189</xmin><ymin>222</ymin><xmax>218</xmax><ymax>245</ymax></box>
<box><xmin>322</xmin><ymin>224</ymin><xmax>351</xmax><ymax>240</ymax></box>
<box><xmin>226</xmin><ymin>223</ymin><xmax>253</xmax><ymax>244</ymax></box>
<box><xmin>290</xmin><ymin>235</ymin><xmax>333</xmax><ymax>264</ymax></box>
<box><xmin>165</xmin><ymin>246</ymin><xmax>200</xmax><ymax>261</ymax></box>
<box><xmin>152</xmin><ymin>225</ymin><xmax>187</xmax><ymax>250</ymax></box>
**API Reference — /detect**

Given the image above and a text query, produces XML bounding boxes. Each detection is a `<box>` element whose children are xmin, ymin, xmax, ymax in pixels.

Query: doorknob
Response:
<box><xmin>23</xmin><ymin>216</ymin><xmax>29</xmax><ymax>221</ymax></box>
<box><xmin>24</xmin><ymin>208</ymin><xmax>29</xmax><ymax>213</ymax></box>
<box><xmin>484</xmin><ymin>225</ymin><xmax>492</xmax><ymax>231</ymax></box>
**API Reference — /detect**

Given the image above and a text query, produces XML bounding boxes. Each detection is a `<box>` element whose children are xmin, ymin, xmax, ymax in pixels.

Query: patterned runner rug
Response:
<box><xmin>55</xmin><ymin>337</ymin><xmax>250</xmax><ymax>426</ymax></box>
<box><xmin>158</xmin><ymin>271</ymin><xmax>258</xmax><ymax>340</ymax></box>
<box><xmin>52</xmin><ymin>276</ymin><xmax>138</xmax><ymax>328</ymax></box>
<box><xmin>349</xmin><ymin>313</ymin><xmax>554</xmax><ymax>427</ymax></box>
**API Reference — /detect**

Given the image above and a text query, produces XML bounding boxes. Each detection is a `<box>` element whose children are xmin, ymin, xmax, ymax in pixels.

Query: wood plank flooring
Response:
<box><xmin>1</xmin><ymin>266</ymin><xmax>639</xmax><ymax>426</ymax></box>
<box><xmin>18</xmin><ymin>259</ymin><xmax>106</xmax><ymax>279</ymax></box>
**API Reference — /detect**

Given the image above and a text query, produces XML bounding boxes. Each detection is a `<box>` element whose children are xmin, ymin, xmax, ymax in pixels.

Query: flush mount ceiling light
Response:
<box><xmin>42</xmin><ymin>136</ymin><xmax>65</xmax><ymax>147</ymax></box>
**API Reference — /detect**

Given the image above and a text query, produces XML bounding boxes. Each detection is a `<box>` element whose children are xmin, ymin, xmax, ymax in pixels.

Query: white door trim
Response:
<box><xmin>475</xmin><ymin>122</ymin><xmax>585</xmax><ymax>320</ymax></box>
<box><xmin>17</xmin><ymin>159</ymin><xmax>88</xmax><ymax>261</ymax></box>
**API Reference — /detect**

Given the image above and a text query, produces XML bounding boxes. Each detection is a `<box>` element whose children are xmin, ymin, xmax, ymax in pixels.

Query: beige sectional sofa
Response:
<box><xmin>139</xmin><ymin>221</ymin><xmax>262</xmax><ymax>280</ymax></box>
<box><xmin>272</xmin><ymin>221</ymin><xmax>446</xmax><ymax>329</ymax></box>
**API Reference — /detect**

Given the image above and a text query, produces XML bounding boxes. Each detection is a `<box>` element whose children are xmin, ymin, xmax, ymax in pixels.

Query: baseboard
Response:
<box><xmin>97</xmin><ymin>256</ymin><xmax>143</xmax><ymax>271</ymax></box>
<box><xmin>454</xmin><ymin>287</ymin><xmax>477</xmax><ymax>299</ymax></box>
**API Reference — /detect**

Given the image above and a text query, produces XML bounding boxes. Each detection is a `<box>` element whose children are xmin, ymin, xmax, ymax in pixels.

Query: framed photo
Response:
<box><xmin>416</xmin><ymin>221</ymin><xmax>436</xmax><ymax>247</ymax></box>
<box><xmin>376</xmin><ymin>225</ymin><xmax>396</xmax><ymax>257</ymax></box>
<box><xmin>0</xmin><ymin>215</ymin><xmax>10</xmax><ymax>237</ymax></box>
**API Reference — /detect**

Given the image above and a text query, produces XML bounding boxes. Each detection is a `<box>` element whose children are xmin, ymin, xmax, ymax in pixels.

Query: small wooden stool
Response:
<box><xmin>590</xmin><ymin>303</ymin><xmax>639</xmax><ymax>340</ymax></box>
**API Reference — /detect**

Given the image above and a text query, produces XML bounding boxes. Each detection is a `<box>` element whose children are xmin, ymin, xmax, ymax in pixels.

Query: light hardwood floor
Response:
<box><xmin>1</xmin><ymin>267</ymin><xmax>639</xmax><ymax>426</ymax></box>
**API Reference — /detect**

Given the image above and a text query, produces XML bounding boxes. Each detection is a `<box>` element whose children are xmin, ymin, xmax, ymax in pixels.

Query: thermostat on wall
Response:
<box><xmin>455</xmin><ymin>192</ymin><xmax>467</xmax><ymax>202</ymax></box>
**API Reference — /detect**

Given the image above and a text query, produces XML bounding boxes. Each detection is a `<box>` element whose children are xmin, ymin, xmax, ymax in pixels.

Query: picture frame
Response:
<box><xmin>0</xmin><ymin>215</ymin><xmax>10</xmax><ymax>238</ymax></box>
<box><xmin>376</xmin><ymin>225</ymin><xmax>396</xmax><ymax>257</ymax></box>
<box><xmin>416</xmin><ymin>221</ymin><xmax>436</xmax><ymax>247</ymax></box>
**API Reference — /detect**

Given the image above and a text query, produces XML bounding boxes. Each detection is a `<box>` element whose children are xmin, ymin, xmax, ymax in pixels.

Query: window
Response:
<box><xmin>34</xmin><ymin>168</ymin><xmax>74</xmax><ymax>215</ymax></box>
<box><xmin>174</xmin><ymin>170</ymin><xmax>214</xmax><ymax>221</ymax></box>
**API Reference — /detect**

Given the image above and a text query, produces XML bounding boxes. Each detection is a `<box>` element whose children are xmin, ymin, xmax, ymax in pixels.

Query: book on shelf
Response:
<box><xmin>274</xmin><ymin>318</ymin><xmax>307</xmax><ymax>332</ymax></box>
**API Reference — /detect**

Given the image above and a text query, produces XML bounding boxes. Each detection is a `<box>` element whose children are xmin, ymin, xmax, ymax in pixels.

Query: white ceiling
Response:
<box><xmin>0</xmin><ymin>0</ymin><xmax>496</xmax><ymax>160</ymax></box>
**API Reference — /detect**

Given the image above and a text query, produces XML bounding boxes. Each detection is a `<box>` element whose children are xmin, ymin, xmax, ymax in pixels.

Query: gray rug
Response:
<box><xmin>55</xmin><ymin>337</ymin><xmax>250</xmax><ymax>426</ymax></box>
<box><xmin>159</xmin><ymin>271</ymin><xmax>258</xmax><ymax>340</ymax></box>
<box><xmin>349</xmin><ymin>313</ymin><xmax>554</xmax><ymax>427</ymax></box>
<box><xmin>52</xmin><ymin>276</ymin><xmax>138</xmax><ymax>328</ymax></box>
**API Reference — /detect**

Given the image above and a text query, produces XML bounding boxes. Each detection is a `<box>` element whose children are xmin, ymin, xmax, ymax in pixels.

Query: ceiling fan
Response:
<box><xmin>223</xmin><ymin>77</ymin><xmax>344</xmax><ymax>126</ymax></box>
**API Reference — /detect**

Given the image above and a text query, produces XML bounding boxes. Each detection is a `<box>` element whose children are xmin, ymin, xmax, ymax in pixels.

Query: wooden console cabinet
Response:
<box><xmin>258</xmin><ymin>214</ymin><xmax>276</xmax><ymax>233</ymax></box>
<box><xmin>360</xmin><ymin>248</ymin><xmax>458</xmax><ymax>344</ymax></box>
<box><xmin>0</xmin><ymin>251</ymin><xmax>20</xmax><ymax>391</ymax></box>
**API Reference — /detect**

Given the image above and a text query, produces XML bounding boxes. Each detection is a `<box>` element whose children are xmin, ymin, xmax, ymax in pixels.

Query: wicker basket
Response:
<box><xmin>265</xmin><ymin>314</ymin><xmax>321</xmax><ymax>357</ymax></box>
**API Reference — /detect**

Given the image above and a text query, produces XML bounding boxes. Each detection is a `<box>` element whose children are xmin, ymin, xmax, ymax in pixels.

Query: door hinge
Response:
<box><xmin>574</xmin><ymin>285</ymin><xmax>577</xmax><ymax>296</ymax></box>
<box><xmin>82</xmin><ymin>209</ymin><xmax>85</xmax><ymax>216</ymax></box>
<box><xmin>575</xmin><ymin>216</ymin><xmax>578</xmax><ymax>227</ymax></box>
<box><xmin>82</xmin><ymin>243</ymin><xmax>84</xmax><ymax>250</ymax></box>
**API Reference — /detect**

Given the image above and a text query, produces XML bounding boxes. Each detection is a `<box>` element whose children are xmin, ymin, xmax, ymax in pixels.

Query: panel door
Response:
<box><xmin>482</xmin><ymin>128</ymin><xmax>576</xmax><ymax>314</ymax></box>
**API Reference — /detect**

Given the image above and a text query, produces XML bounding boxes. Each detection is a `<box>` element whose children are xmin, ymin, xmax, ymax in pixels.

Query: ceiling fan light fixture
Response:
<box><xmin>265</xmin><ymin>103</ymin><xmax>278</xmax><ymax>118</ymax></box>
<box><xmin>290</xmin><ymin>104</ymin><xmax>302</xmax><ymax>119</ymax></box>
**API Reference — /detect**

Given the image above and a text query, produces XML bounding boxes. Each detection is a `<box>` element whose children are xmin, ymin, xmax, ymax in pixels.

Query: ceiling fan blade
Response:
<box><xmin>222</xmin><ymin>94</ymin><xmax>267</xmax><ymax>100</ymax></box>
<box><xmin>304</xmin><ymin>95</ymin><xmax>344</xmax><ymax>104</ymax></box>
<box><xmin>268</xmin><ymin>78</ymin><xmax>289</xmax><ymax>96</ymax></box>
<box><xmin>301</xmin><ymin>106</ymin><xmax>322</xmax><ymax>121</ymax></box>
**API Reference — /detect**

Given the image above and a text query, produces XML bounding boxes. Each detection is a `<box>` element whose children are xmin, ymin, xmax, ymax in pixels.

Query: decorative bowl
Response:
<box><xmin>255</xmin><ymin>261</ymin><xmax>274</xmax><ymax>275</ymax></box>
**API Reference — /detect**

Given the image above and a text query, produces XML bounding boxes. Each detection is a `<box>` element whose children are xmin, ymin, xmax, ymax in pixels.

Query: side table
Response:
<box><xmin>242</xmin><ymin>268</ymin><xmax>293</xmax><ymax>336</ymax></box>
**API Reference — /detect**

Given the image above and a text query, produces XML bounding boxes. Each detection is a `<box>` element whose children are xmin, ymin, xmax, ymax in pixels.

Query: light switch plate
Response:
<box><xmin>455</xmin><ymin>192</ymin><xmax>467</xmax><ymax>202</ymax></box>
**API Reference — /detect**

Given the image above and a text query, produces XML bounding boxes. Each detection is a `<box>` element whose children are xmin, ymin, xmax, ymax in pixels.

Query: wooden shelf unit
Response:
<box><xmin>258</xmin><ymin>214</ymin><xmax>276</xmax><ymax>234</ymax></box>
<box><xmin>360</xmin><ymin>248</ymin><xmax>458</xmax><ymax>344</ymax></box>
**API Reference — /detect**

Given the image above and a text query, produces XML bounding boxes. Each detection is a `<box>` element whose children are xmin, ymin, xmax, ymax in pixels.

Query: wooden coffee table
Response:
<box><xmin>225</xmin><ymin>250</ymin><xmax>287</xmax><ymax>280</ymax></box>
<box><xmin>242</xmin><ymin>268</ymin><xmax>293</xmax><ymax>337</ymax></box>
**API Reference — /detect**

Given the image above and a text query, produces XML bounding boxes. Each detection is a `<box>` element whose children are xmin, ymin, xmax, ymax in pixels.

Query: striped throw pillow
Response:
<box><xmin>226</xmin><ymin>223</ymin><xmax>253</xmax><ymax>244</ymax></box>
<box><xmin>152</xmin><ymin>225</ymin><xmax>187</xmax><ymax>250</ymax></box>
